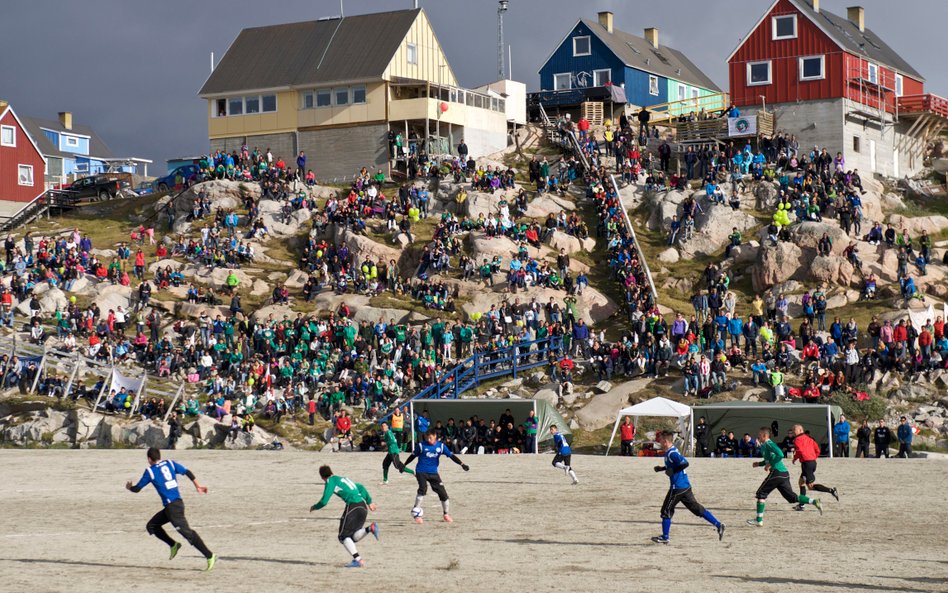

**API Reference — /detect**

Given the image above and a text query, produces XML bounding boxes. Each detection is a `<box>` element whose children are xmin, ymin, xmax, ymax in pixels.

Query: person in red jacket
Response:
<box><xmin>335</xmin><ymin>410</ymin><xmax>353</xmax><ymax>451</ymax></box>
<box><xmin>619</xmin><ymin>416</ymin><xmax>636</xmax><ymax>457</ymax></box>
<box><xmin>791</xmin><ymin>424</ymin><xmax>839</xmax><ymax>511</ymax></box>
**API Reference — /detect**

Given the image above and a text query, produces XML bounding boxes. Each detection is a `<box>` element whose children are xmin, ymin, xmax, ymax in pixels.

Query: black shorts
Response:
<box><xmin>660</xmin><ymin>487</ymin><xmax>706</xmax><ymax>519</ymax></box>
<box><xmin>552</xmin><ymin>453</ymin><xmax>572</xmax><ymax>467</ymax></box>
<box><xmin>416</xmin><ymin>472</ymin><xmax>448</xmax><ymax>501</ymax></box>
<box><xmin>799</xmin><ymin>460</ymin><xmax>817</xmax><ymax>484</ymax></box>
<box><xmin>338</xmin><ymin>501</ymin><xmax>368</xmax><ymax>541</ymax></box>
<box><xmin>755</xmin><ymin>470</ymin><xmax>798</xmax><ymax>504</ymax></box>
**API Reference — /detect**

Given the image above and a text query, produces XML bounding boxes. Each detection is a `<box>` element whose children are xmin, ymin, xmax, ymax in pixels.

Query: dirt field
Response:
<box><xmin>1</xmin><ymin>450</ymin><xmax>946</xmax><ymax>593</ymax></box>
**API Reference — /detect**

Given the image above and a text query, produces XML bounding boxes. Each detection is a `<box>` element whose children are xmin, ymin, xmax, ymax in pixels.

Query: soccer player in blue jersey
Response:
<box><xmin>550</xmin><ymin>424</ymin><xmax>578</xmax><ymax>484</ymax></box>
<box><xmin>401</xmin><ymin>431</ymin><xmax>469</xmax><ymax>523</ymax></box>
<box><xmin>125</xmin><ymin>447</ymin><xmax>217</xmax><ymax>571</ymax></box>
<box><xmin>651</xmin><ymin>432</ymin><xmax>725</xmax><ymax>545</ymax></box>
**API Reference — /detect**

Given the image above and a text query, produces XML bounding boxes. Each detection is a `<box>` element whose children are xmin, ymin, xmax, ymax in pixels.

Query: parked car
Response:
<box><xmin>133</xmin><ymin>181</ymin><xmax>155</xmax><ymax>196</ymax></box>
<box><xmin>64</xmin><ymin>174</ymin><xmax>131</xmax><ymax>201</ymax></box>
<box><xmin>154</xmin><ymin>165</ymin><xmax>200</xmax><ymax>192</ymax></box>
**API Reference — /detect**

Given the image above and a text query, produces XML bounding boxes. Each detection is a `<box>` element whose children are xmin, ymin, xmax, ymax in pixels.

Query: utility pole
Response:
<box><xmin>497</xmin><ymin>0</ymin><xmax>509</xmax><ymax>79</ymax></box>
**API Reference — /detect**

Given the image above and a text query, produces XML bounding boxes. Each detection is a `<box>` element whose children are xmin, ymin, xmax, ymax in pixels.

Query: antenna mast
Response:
<box><xmin>497</xmin><ymin>0</ymin><xmax>509</xmax><ymax>79</ymax></box>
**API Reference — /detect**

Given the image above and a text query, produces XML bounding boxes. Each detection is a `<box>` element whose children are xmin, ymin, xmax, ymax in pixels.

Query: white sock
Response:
<box><xmin>352</xmin><ymin>528</ymin><xmax>367</xmax><ymax>542</ymax></box>
<box><xmin>461</xmin><ymin>447</ymin><xmax>469</xmax><ymax>454</ymax></box>
<box><xmin>442</xmin><ymin>499</ymin><xmax>450</xmax><ymax>515</ymax></box>
<box><xmin>414</xmin><ymin>495</ymin><xmax>424</xmax><ymax>508</ymax></box>
<box><xmin>342</xmin><ymin>538</ymin><xmax>358</xmax><ymax>556</ymax></box>
<box><xmin>568</xmin><ymin>470</ymin><xmax>577</xmax><ymax>481</ymax></box>
<box><xmin>553</xmin><ymin>462</ymin><xmax>567</xmax><ymax>470</ymax></box>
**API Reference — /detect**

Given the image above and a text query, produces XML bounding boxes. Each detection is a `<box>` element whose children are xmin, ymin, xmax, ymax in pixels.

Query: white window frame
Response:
<box><xmin>799</xmin><ymin>55</ymin><xmax>825</xmax><ymax>81</ymax></box>
<box><xmin>572</xmin><ymin>36</ymin><xmax>591</xmax><ymax>57</ymax></box>
<box><xmin>406</xmin><ymin>43</ymin><xmax>418</xmax><ymax>65</ymax></box>
<box><xmin>593</xmin><ymin>68</ymin><xmax>611</xmax><ymax>87</ymax></box>
<box><xmin>316</xmin><ymin>89</ymin><xmax>332</xmax><ymax>108</ymax></box>
<box><xmin>691</xmin><ymin>88</ymin><xmax>700</xmax><ymax>99</ymax></box>
<box><xmin>747</xmin><ymin>60</ymin><xmax>772</xmax><ymax>86</ymax></box>
<box><xmin>17</xmin><ymin>164</ymin><xmax>34</xmax><ymax>186</ymax></box>
<box><xmin>334</xmin><ymin>87</ymin><xmax>350</xmax><ymax>106</ymax></box>
<box><xmin>64</xmin><ymin>135</ymin><xmax>80</xmax><ymax>147</ymax></box>
<box><xmin>302</xmin><ymin>91</ymin><xmax>314</xmax><ymax>109</ymax></box>
<box><xmin>0</xmin><ymin>125</ymin><xmax>15</xmax><ymax>147</ymax></box>
<box><xmin>867</xmin><ymin>63</ymin><xmax>878</xmax><ymax>85</ymax></box>
<box><xmin>771</xmin><ymin>14</ymin><xmax>797</xmax><ymax>40</ymax></box>
<box><xmin>677</xmin><ymin>85</ymin><xmax>687</xmax><ymax>101</ymax></box>
<box><xmin>261</xmin><ymin>94</ymin><xmax>277</xmax><ymax>113</ymax></box>
<box><xmin>352</xmin><ymin>85</ymin><xmax>367</xmax><ymax>105</ymax></box>
<box><xmin>648</xmin><ymin>75</ymin><xmax>659</xmax><ymax>96</ymax></box>
<box><xmin>553</xmin><ymin>73</ymin><xmax>572</xmax><ymax>91</ymax></box>
<box><xmin>245</xmin><ymin>95</ymin><xmax>261</xmax><ymax>114</ymax></box>
<box><xmin>895</xmin><ymin>74</ymin><xmax>904</xmax><ymax>97</ymax></box>
<box><xmin>228</xmin><ymin>97</ymin><xmax>244</xmax><ymax>116</ymax></box>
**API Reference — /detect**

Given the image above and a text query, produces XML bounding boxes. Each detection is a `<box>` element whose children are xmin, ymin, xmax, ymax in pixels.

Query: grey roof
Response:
<box><xmin>20</xmin><ymin>115</ymin><xmax>114</xmax><ymax>160</ymax></box>
<box><xmin>199</xmin><ymin>9</ymin><xmax>420</xmax><ymax>96</ymax></box>
<box><xmin>580</xmin><ymin>19</ymin><xmax>722</xmax><ymax>92</ymax></box>
<box><xmin>793</xmin><ymin>0</ymin><xmax>924</xmax><ymax>81</ymax></box>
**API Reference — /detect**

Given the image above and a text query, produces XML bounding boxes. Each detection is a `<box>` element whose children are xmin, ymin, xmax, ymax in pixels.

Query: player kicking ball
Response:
<box><xmin>309</xmin><ymin>465</ymin><xmax>379</xmax><ymax>568</ymax></box>
<box><xmin>790</xmin><ymin>424</ymin><xmax>839</xmax><ymax>511</ymax></box>
<box><xmin>550</xmin><ymin>425</ymin><xmax>578</xmax><ymax>484</ymax></box>
<box><xmin>381</xmin><ymin>421</ymin><xmax>414</xmax><ymax>485</ymax></box>
<box><xmin>747</xmin><ymin>427</ymin><xmax>822</xmax><ymax>527</ymax></box>
<box><xmin>651</xmin><ymin>432</ymin><xmax>725</xmax><ymax>545</ymax></box>
<box><xmin>401</xmin><ymin>431</ymin><xmax>469</xmax><ymax>523</ymax></box>
<box><xmin>125</xmin><ymin>447</ymin><xmax>217</xmax><ymax>571</ymax></box>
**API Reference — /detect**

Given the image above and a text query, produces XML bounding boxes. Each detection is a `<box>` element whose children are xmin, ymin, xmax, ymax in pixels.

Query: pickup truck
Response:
<box><xmin>65</xmin><ymin>174</ymin><xmax>132</xmax><ymax>201</ymax></box>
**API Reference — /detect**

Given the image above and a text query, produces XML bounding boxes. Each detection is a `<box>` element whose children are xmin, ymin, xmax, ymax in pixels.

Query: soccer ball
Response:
<box><xmin>410</xmin><ymin>507</ymin><xmax>424</xmax><ymax>519</ymax></box>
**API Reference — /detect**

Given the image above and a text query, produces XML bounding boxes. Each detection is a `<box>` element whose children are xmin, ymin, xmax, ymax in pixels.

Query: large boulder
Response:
<box><xmin>682</xmin><ymin>203</ymin><xmax>759</xmax><ymax>257</ymax></box>
<box><xmin>533</xmin><ymin>385</ymin><xmax>560</xmax><ymax>407</ymax></box>
<box><xmin>572</xmin><ymin>380</ymin><xmax>643</xmax><ymax>430</ymax></box>
<box><xmin>790</xmin><ymin>221</ymin><xmax>848</xmax><ymax>255</ymax></box>
<box><xmin>752</xmin><ymin>242</ymin><xmax>803</xmax><ymax>292</ymax></box>
<box><xmin>887</xmin><ymin>214</ymin><xmax>948</xmax><ymax>237</ymax></box>
<box><xmin>39</xmin><ymin>288</ymin><xmax>69</xmax><ymax>314</ymax></box>
<box><xmin>185</xmin><ymin>415</ymin><xmax>225</xmax><ymax>446</ymax></box>
<box><xmin>808</xmin><ymin>255</ymin><xmax>856</xmax><ymax>287</ymax></box>
<box><xmin>522</xmin><ymin>194</ymin><xmax>576</xmax><ymax>219</ymax></box>
<box><xmin>754</xmin><ymin>181</ymin><xmax>780</xmax><ymax>210</ymax></box>
<box><xmin>464</xmin><ymin>190</ymin><xmax>516</xmax><ymax>220</ymax></box>
<box><xmin>469</xmin><ymin>233</ymin><xmax>521</xmax><ymax>263</ymax></box>
<box><xmin>546</xmin><ymin>230</ymin><xmax>585</xmax><ymax>255</ymax></box>
<box><xmin>334</xmin><ymin>228</ymin><xmax>402</xmax><ymax>269</ymax></box>
<box><xmin>657</xmin><ymin>248</ymin><xmax>680</xmax><ymax>264</ymax></box>
<box><xmin>93</xmin><ymin>284</ymin><xmax>132</xmax><ymax>314</ymax></box>
<box><xmin>123</xmin><ymin>420</ymin><xmax>170</xmax><ymax>448</ymax></box>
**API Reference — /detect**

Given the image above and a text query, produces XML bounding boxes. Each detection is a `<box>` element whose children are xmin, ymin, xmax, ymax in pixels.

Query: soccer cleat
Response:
<box><xmin>830</xmin><ymin>488</ymin><xmax>840</xmax><ymax>502</ymax></box>
<box><xmin>812</xmin><ymin>499</ymin><xmax>823</xmax><ymax>515</ymax></box>
<box><xmin>792</xmin><ymin>504</ymin><xmax>805</xmax><ymax>511</ymax></box>
<box><xmin>346</xmin><ymin>558</ymin><xmax>365</xmax><ymax>568</ymax></box>
<box><xmin>414</xmin><ymin>517</ymin><xmax>424</xmax><ymax>524</ymax></box>
<box><xmin>717</xmin><ymin>523</ymin><xmax>726</xmax><ymax>541</ymax></box>
<box><xmin>380</xmin><ymin>480</ymin><xmax>389</xmax><ymax>486</ymax></box>
<box><xmin>571</xmin><ymin>476</ymin><xmax>579</xmax><ymax>485</ymax></box>
<box><xmin>746</xmin><ymin>519</ymin><xmax>763</xmax><ymax>527</ymax></box>
<box><xmin>368</xmin><ymin>522</ymin><xmax>380</xmax><ymax>541</ymax></box>
<box><xmin>169</xmin><ymin>542</ymin><xmax>181</xmax><ymax>560</ymax></box>
<box><xmin>650</xmin><ymin>536</ymin><xmax>669</xmax><ymax>545</ymax></box>
<box><xmin>443</xmin><ymin>514</ymin><xmax>453</xmax><ymax>523</ymax></box>
<box><xmin>205</xmin><ymin>554</ymin><xmax>217</xmax><ymax>572</ymax></box>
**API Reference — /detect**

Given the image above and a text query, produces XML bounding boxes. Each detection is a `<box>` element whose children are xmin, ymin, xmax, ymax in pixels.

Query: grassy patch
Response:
<box><xmin>22</xmin><ymin>195</ymin><xmax>165</xmax><ymax>248</ymax></box>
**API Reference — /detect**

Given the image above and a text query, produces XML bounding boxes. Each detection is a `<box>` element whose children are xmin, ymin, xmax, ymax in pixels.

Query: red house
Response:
<box><xmin>728</xmin><ymin>0</ymin><xmax>947</xmax><ymax>177</ymax></box>
<box><xmin>0</xmin><ymin>101</ymin><xmax>46</xmax><ymax>205</ymax></box>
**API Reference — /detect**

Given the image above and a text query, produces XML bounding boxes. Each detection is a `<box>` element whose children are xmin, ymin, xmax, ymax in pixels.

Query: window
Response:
<box><xmin>228</xmin><ymin>97</ymin><xmax>243</xmax><ymax>116</ymax></box>
<box><xmin>554</xmin><ymin>73</ymin><xmax>571</xmax><ymax>90</ymax></box>
<box><xmin>64</xmin><ymin>135</ymin><xmax>80</xmax><ymax>147</ymax></box>
<box><xmin>853</xmin><ymin>136</ymin><xmax>861</xmax><ymax>154</ymax></box>
<box><xmin>691</xmin><ymin>88</ymin><xmax>700</xmax><ymax>99</ymax></box>
<box><xmin>245</xmin><ymin>96</ymin><xmax>260</xmax><ymax>114</ymax></box>
<box><xmin>895</xmin><ymin>74</ymin><xmax>904</xmax><ymax>97</ymax></box>
<box><xmin>799</xmin><ymin>55</ymin><xmax>825</xmax><ymax>81</ymax></box>
<box><xmin>215</xmin><ymin>99</ymin><xmax>227</xmax><ymax>117</ymax></box>
<box><xmin>572</xmin><ymin>36</ymin><xmax>591</xmax><ymax>57</ymax></box>
<box><xmin>352</xmin><ymin>85</ymin><xmax>367</xmax><ymax>104</ymax></box>
<box><xmin>262</xmin><ymin>95</ymin><xmax>277</xmax><ymax>112</ymax></box>
<box><xmin>0</xmin><ymin>125</ymin><xmax>14</xmax><ymax>147</ymax></box>
<box><xmin>772</xmin><ymin>14</ymin><xmax>797</xmax><ymax>40</ymax></box>
<box><xmin>678</xmin><ymin>85</ymin><xmax>687</xmax><ymax>101</ymax></box>
<box><xmin>648</xmin><ymin>75</ymin><xmax>659</xmax><ymax>96</ymax></box>
<box><xmin>17</xmin><ymin>165</ymin><xmax>33</xmax><ymax>186</ymax></box>
<box><xmin>747</xmin><ymin>61</ymin><xmax>772</xmax><ymax>86</ymax></box>
<box><xmin>593</xmin><ymin>69</ymin><xmax>611</xmax><ymax>87</ymax></box>
<box><xmin>867</xmin><ymin>63</ymin><xmax>878</xmax><ymax>84</ymax></box>
<box><xmin>406</xmin><ymin>43</ymin><xmax>418</xmax><ymax>65</ymax></box>
<box><xmin>302</xmin><ymin>92</ymin><xmax>314</xmax><ymax>109</ymax></box>
<box><xmin>334</xmin><ymin>87</ymin><xmax>349</xmax><ymax>106</ymax></box>
<box><xmin>316</xmin><ymin>89</ymin><xmax>332</xmax><ymax>108</ymax></box>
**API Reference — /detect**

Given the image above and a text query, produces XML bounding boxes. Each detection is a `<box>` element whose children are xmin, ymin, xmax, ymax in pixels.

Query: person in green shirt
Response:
<box><xmin>381</xmin><ymin>422</ymin><xmax>415</xmax><ymax>484</ymax></box>
<box><xmin>309</xmin><ymin>465</ymin><xmax>378</xmax><ymax>568</ymax></box>
<box><xmin>748</xmin><ymin>427</ymin><xmax>822</xmax><ymax>527</ymax></box>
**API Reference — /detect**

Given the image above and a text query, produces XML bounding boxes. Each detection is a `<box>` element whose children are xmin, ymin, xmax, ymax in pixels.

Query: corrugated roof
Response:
<box><xmin>793</xmin><ymin>0</ymin><xmax>924</xmax><ymax>81</ymax></box>
<box><xmin>580</xmin><ymin>19</ymin><xmax>722</xmax><ymax>92</ymax></box>
<box><xmin>20</xmin><ymin>116</ymin><xmax>114</xmax><ymax>160</ymax></box>
<box><xmin>199</xmin><ymin>9</ymin><xmax>420</xmax><ymax>96</ymax></box>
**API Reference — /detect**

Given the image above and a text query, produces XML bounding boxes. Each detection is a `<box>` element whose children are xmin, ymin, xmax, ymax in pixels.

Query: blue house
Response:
<box><xmin>538</xmin><ymin>12</ymin><xmax>722</xmax><ymax>114</ymax></box>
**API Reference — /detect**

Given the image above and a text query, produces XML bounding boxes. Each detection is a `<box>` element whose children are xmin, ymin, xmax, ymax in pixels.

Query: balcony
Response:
<box><xmin>898</xmin><ymin>94</ymin><xmax>948</xmax><ymax>119</ymax></box>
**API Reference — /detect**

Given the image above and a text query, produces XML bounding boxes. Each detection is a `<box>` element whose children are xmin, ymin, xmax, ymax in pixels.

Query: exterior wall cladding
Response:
<box><xmin>299</xmin><ymin>123</ymin><xmax>389</xmax><ymax>182</ymax></box>
<box><xmin>210</xmin><ymin>132</ymin><xmax>297</xmax><ymax>163</ymax></box>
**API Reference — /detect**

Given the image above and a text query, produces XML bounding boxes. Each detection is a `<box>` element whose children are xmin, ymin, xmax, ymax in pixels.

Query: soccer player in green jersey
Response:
<box><xmin>310</xmin><ymin>465</ymin><xmax>379</xmax><ymax>567</ymax></box>
<box><xmin>747</xmin><ymin>427</ymin><xmax>822</xmax><ymax>527</ymax></box>
<box><xmin>381</xmin><ymin>421</ymin><xmax>414</xmax><ymax>484</ymax></box>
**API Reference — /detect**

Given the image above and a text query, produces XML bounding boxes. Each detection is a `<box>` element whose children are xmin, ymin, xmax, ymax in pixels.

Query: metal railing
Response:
<box><xmin>898</xmin><ymin>94</ymin><xmax>948</xmax><ymax>119</ymax></box>
<box><xmin>610</xmin><ymin>174</ymin><xmax>658</xmax><ymax>304</ymax></box>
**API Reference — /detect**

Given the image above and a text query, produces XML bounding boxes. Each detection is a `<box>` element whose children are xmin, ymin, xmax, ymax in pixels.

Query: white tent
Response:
<box><xmin>605</xmin><ymin>397</ymin><xmax>693</xmax><ymax>456</ymax></box>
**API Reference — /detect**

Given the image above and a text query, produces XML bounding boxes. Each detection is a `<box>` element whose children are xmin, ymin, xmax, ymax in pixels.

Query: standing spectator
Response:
<box><xmin>523</xmin><ymin>409</ymin><xmax>538</xmax><ymax>454</ymax></box>
<box><xmin>457</xmin><ymin>138</ymin><xmax>468</xmax><ymax>161</ymax></box>
<box><xmin>855</xmin><ymin>420</ymin><xmax>871</xmax><ymax>458</ymax></box>
<box><xmin>694</xmin><ymin>416</ymin><xmax>709</xmax><ymax>457</ymax></box>
<box><xmin>296</xmin><ymin>151</ymin><xmax>306</xmax><ymax>180</ymax></box>
<box><xmin>874</xmin><ymin>420</ymin><xmax>892</xmax><ymax>458</ymax></box>
<box><xmin>833</xmin><ymin>414</ymin><xmax>851</xmax><ymax>458</ymax></box>
<box><xmin>307</xmin><ymin>396</ymin><xmax>317</xmax><ymax>426</ymax></box>
<box><xmin>896</xmin><ymin>416</ymin><xmax>913</xmax><ymax>458</ymax></box>
<box><xmin>619</xmin><ymin>416</ymin><xmax>636</xmax><ymax>457</ymax></box>
<box><xmin>658</xmin><ymin>140</ymin><xmax>671</xmax><ymax>172</ymax></box>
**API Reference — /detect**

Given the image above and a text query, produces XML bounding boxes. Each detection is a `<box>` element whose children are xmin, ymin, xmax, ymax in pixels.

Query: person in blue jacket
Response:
<box><xmin>897</xmin><ymin>416</ymin><xmax>914</xmax><ymax>458</ymax></box>
<box><xmin>833</xmin><ymin>414</ymin><xmax>851</xmax><ymax>458</ymax></box>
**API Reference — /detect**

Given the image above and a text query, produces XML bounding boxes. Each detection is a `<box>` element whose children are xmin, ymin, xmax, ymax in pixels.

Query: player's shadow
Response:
<box><xmin>223</xmin><ymin>555</ymin><xmax>317</xmax><ymax>566</ymax></box>
<box><xmin>717</xmin><ymin>575</ymin><xmax>935</xmax><ymax>593</ymax></box>
<box><xmin>3</xmin><ymin>558</ymin><xmax>192</xmax><ymax>572</ymax></box>
<box><xmin>476</xmin><ymin>537</ymin><xmax>649</xmax><ymax>547</ymax></box>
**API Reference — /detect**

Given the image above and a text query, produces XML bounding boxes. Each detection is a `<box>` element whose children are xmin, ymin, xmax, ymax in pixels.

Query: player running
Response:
<box><xmin>402</xmin><ymin>431</ymin><xmax>469</xmax><ymax>523</ymax></box>
<box><xmin>791</xmin><ymin>424</ymin><xmax>839</xmax><ymax>511</ymax></box>
<box><xmin>650</xmin><ymin>432</ymin><xmax>725</xmax><ymax>544</ymax></box>
<box><xmin>747</xmin><ymin>427</ymin><xmax>822</xmax><ymax>527</ymax></box>
<box><xmin>381</xmin><ymin>421</ymin><xmax>414</xmax><ymax>484</ymax></box>
<box><xmin>550</xmin><ymin>425</ymin><xmax>578</xmax><ymax>485</ymax></box>
<box><xmin>309</xmin><ymin>465</ymin><xmax>379</xmax><ymax>568</ymax></box>
<box><xmin>125</xmin><ymin>447</ymin><xmax>217</xmax><ymax>571</ymax></box>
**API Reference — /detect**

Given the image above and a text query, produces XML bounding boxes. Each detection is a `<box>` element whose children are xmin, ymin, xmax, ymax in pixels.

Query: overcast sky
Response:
<box><xmin>2</xmin><ymin>0</ymin><xmax>944</xmax><ymax>171</ymax></box>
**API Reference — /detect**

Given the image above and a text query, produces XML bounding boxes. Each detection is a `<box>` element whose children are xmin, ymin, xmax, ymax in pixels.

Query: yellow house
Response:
<box><xmin>199</xmin><ymin>8</ymin><xmax>509</xmax><ymax>181</ymax></box>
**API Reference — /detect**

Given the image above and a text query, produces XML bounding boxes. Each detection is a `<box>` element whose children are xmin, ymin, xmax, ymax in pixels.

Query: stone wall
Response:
<box><xmin>299</xmin><ymin>123</ymin><xmax>389</xmax><ymax>183</ymax></box>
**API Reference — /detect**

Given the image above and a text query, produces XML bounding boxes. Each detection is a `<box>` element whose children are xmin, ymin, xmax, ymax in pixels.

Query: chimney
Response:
<box><xmin>644</xmin><ymin>27</ymin><xmax>659</xmax><ymax>49</ymax></box>
<box><xmin>810</xmin><ymin>0</ymin><xmax>819</xmax><ymax>12</ymax></box>
<box><xmin>58</xmin><ymin>112</ymin><xmax>72</xmax><ymax>130</ymax></box>
<box><xmin>598</xmin><ymin>11</ymin><xmax>613</xmax><ymax>34</ymax></box>
<box><xmin>847</xmin><ymin>6</ymin><xmax>865</xmax><ymax>32</ymax></box>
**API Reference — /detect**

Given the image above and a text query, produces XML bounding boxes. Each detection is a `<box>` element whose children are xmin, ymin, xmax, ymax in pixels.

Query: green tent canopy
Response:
<box><xmin>692</xmin><ymin>401</ymin><xmax>843</xmax><ymax>458</ymax></box>
<box><xmin>409</xmin><ymin>399</ymin><xmax>570</xmax><ymax>453</ymax></box>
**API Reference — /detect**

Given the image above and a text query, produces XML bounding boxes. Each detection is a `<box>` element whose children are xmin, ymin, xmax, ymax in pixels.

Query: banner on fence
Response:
<box><xmin>110</xmin><ymin>369</ymin><xmax>144</xmax><ymax>396</ymax></box>
<box><xmin>728</xmin><ymin>116</ymin><xmax>757</xmax><ymax>137</ymax></box>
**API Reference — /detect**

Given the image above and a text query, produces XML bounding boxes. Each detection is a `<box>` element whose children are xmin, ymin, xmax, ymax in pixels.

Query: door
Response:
<box><xmin>893</xmin><ymin>148</ymin><xmax>900</xmax><ymax>178</ymax></box>
<box><xmin>869</xmin><ymin>139</ymin><xmax>876</xmax><ymax>172</ymax></box>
